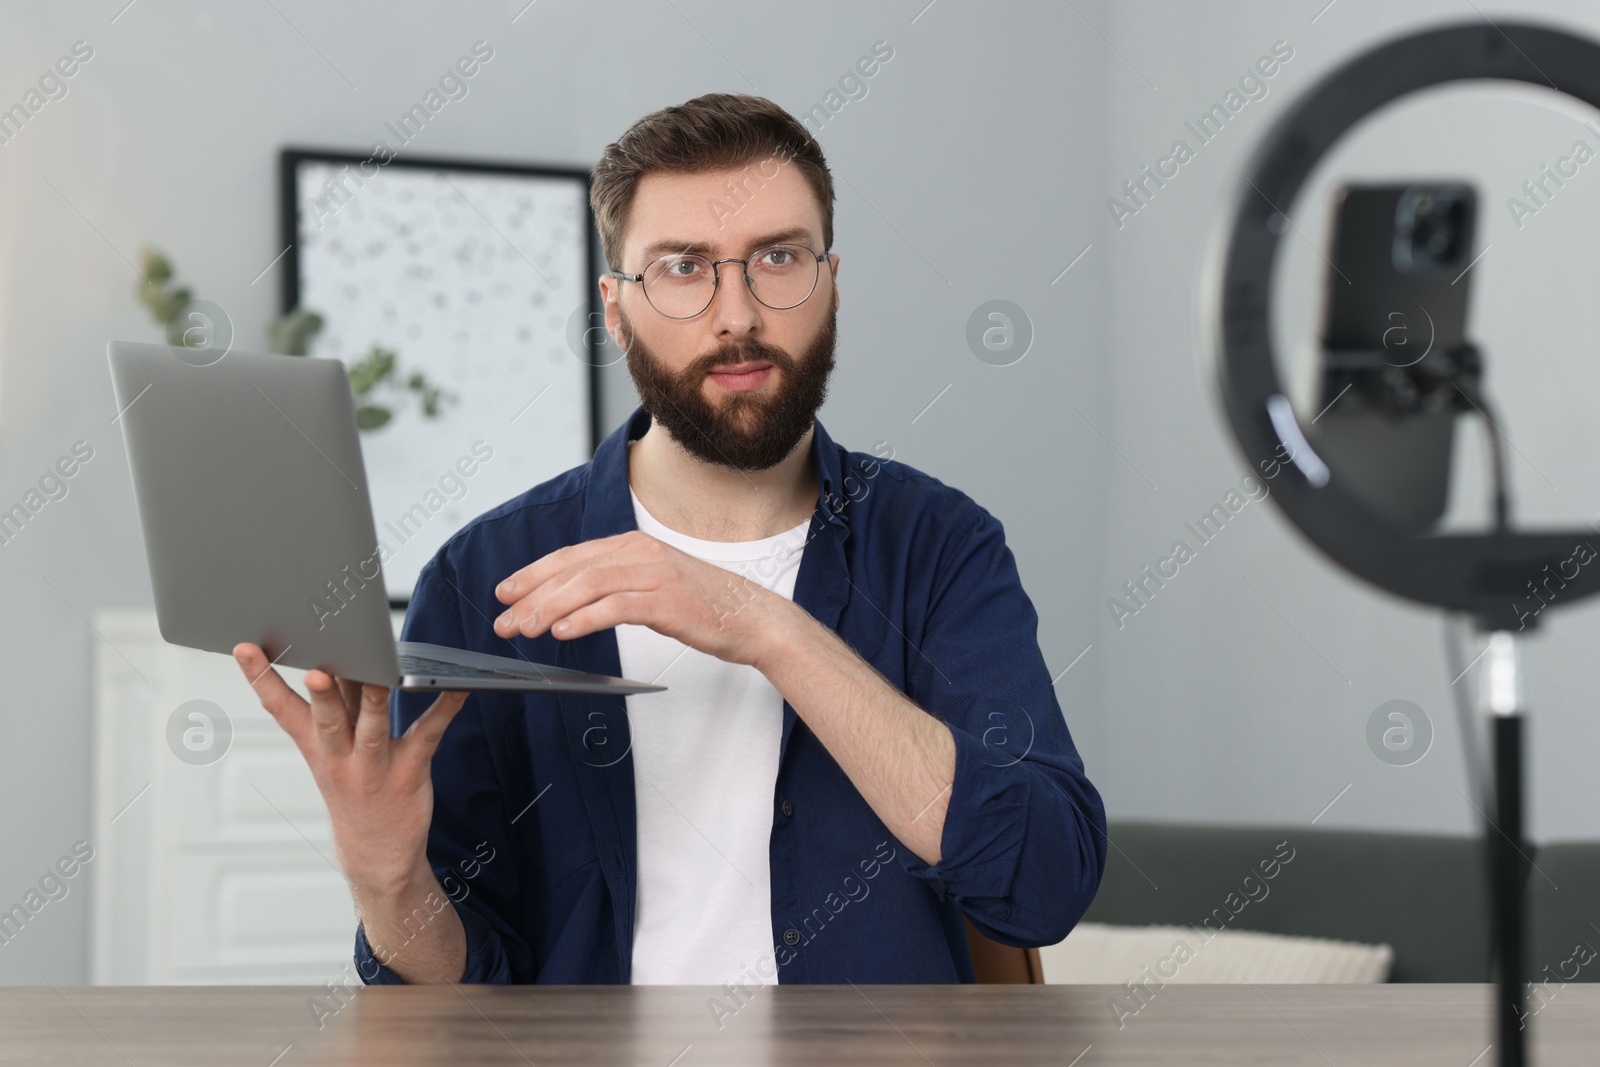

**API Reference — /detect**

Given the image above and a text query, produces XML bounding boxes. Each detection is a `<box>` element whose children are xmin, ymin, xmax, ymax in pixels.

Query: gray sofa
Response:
<box><xmin>1081</xmin><ymin>822</ymin><xmax>1600</xmax><ymax>983</ymax></box>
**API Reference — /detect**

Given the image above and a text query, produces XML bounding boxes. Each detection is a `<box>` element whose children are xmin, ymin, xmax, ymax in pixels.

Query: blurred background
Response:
<box><xmin>5</xmin><ymin>0</ymin><xmax>1600</xmax><ymax>987</ymax></box>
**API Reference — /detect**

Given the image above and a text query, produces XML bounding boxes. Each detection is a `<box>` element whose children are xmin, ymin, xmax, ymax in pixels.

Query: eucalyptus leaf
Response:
<box><xmin>348</xmin><ymin>346</ymin><xmax>397</xmax><ymax>396</ymax></box>
<box><xmin>139</xmin><ymin>248</ymin><xmax>172</xmax><ymax>284</ymax></box>
<box><xmin>355</xmin><ymin>405</ymin><xmax>392</xmax><ymax>431</ymax></box>
<box><xmin>267</xmin><ymin>309</ymin><xmax>325</xmax><ymax>356</ymax></box>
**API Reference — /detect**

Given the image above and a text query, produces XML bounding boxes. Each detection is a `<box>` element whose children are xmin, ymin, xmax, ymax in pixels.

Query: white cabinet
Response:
<box><xmin>88</xmin><ymin>609</ymin><xmax>404</xmax><ymax>984</ymax></box>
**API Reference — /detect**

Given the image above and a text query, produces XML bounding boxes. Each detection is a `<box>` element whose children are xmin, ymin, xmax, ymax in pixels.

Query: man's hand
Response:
<box><xmin>491</xmin><ymin>529</ymin><xmax>795</xmax><ymax>667</ymax></box>
<box><xmin>492</xmin><ymin>528</ymin><xmax>956</xmax><ymax>867</ymax></box>
<box><xmin>232</xmin><ymin>643</ymin><xmax>471</xmax><ymax>983</ymax></box>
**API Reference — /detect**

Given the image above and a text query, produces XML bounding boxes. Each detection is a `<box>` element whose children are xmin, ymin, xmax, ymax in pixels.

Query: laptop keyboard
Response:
<box><xmin>397</xmin><ymin>652</ymin><xmax>554</xmax><ymax>681</ymax></box>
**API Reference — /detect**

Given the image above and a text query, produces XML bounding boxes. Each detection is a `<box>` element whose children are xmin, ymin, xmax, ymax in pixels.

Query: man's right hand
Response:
<box><xmin>233</xmin><ymin>642</ymin><xmax>471</xmax><ymax>983</ymax></box>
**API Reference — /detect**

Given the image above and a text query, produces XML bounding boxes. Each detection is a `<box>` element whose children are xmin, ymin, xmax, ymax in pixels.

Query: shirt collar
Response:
<box><xmin>579</xmin><ymin>404</ymin><xmax>847</xmax><ymax>542</ymax></box>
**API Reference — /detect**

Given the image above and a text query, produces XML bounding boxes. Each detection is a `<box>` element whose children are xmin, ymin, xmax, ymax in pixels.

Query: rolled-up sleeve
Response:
<box><xmin>353</xmin><ymin>558</ymin><xmax>528</xmax><ymax>985</ymax></box>
<box><xmin>355</xmin><ymin>898</ymin><xmax>510</xmax><ymax>985</ymax></box>
<box><xmin>895</xmin><ymin>505</ymin><xmax>1107</xmax><ymax>947</ymax></box>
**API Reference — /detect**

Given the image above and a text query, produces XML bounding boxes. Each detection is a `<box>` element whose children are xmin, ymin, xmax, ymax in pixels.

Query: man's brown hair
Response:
<box><xmin>590</xmin><ymin>92</ymin><xmax>834</xmax><ymax>273</ymax></box>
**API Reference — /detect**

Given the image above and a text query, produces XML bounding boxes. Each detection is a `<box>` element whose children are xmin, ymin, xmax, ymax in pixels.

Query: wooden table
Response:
<box><xmin>3</xmin><ymin>984</ymin><xmax>1595</xmax><ymax>1065</ymax></box>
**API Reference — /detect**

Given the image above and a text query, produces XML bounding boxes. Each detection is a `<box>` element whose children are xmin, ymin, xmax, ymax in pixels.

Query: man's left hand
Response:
<box><xmin>492</xmin><ymin>529</ymin><xmax>797</xmax><ymax>667</ymax></box>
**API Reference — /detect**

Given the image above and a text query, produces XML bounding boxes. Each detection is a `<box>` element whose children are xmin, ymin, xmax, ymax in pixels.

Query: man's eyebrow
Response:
<box><xmin>637</xmin><ymin>227</ymin><xmax>818</xmax><ymax>261</ymax></box>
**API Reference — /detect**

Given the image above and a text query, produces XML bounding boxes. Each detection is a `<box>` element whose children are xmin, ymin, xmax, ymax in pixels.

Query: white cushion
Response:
<box><xmin>1040</xmin><ymin>922</ymin><xmax>1393</xmax><ymax>984</ymax></box>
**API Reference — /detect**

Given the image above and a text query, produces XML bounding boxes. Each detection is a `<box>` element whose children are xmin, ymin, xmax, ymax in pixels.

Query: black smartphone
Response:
<box><xmin>1312</xmin><ymin>182</ymin><xmax>1478</xmax><ymax>533</ymax></box>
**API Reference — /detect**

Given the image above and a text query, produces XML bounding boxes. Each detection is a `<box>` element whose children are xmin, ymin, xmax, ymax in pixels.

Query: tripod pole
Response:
<box><xmin>1481</xmin><ymin>631</ymin><xmax>1527</xmax><ymax>1067</ymax></box>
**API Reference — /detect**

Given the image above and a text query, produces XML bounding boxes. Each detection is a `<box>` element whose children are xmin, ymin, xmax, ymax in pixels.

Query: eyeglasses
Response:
<box><xmin>608</xmin><ymin>243</ymin><xmax>831</xmax><ymax>320</ymax></box>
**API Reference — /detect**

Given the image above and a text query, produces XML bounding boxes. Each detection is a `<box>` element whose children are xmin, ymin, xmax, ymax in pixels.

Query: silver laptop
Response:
<box><xmin>107</xmin><ymin>340</ymin><xmax>665</xmax><ymax>695</ymax></box>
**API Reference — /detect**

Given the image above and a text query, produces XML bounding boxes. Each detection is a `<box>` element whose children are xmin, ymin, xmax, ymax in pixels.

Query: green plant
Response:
<box><xmin>135</xmin><ymin>250</ymin><xmax>193</xmax><ymax>345</ymax></box>
<box><xmin>135</xmin><ymin>247</ymin><xmax>452</xmax><ymax>432</ymax></box>
<box><xmin>345</xmin><ymin>346</ymin><xmax>450</xmax><ymax>431</ymax></box>
<box><xmin>265</xmin><ymin>307</ymin><xmax>324</xmax><ymax>356</ymax></box>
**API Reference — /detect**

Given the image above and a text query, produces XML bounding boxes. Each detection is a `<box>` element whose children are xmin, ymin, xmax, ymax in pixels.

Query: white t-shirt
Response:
<box><xmin>618</xmin><ymin>482</ymin><xmax>810</xmax><ymax>985</ymax></box>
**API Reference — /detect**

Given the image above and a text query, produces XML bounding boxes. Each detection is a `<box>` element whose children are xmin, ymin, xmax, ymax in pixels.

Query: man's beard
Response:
<box><xmin>620</xmin><ymin>305</ymin><xmax>837</xmax><ymax>472</ymax></box>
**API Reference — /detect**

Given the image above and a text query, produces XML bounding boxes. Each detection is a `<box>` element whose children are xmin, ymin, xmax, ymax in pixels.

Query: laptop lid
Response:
<box><xmin>108</xmin><ymin>341</ymin><xmax>402</xmax><ymax>685</ymax></box>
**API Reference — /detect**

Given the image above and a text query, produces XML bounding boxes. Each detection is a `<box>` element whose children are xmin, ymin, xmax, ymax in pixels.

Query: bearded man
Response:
<box><xmin>234</xmin><ymin>92</ymin><xmax>1105</xmax><ymax>988</ymax></box>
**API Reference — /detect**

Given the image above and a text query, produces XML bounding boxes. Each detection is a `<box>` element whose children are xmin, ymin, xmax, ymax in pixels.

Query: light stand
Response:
<box><xmin>1207</xmin><ymin>22</ymin><xmax>1600</xmax><ymax>1067</ymax></box>
<box><xmin>1482</xmin><ymin>633</ymin><xmax>1527</xmax><ymax>1065</ymax></box>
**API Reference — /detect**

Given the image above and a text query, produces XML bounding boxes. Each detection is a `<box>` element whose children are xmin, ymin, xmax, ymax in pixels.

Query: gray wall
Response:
<box><xmin>0</xmin><ymin>1</ymin><xmax>1110</xmax><ymax>983</ymax></box>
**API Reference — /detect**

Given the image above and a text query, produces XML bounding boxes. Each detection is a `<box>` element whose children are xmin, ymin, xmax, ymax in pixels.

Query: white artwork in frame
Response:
<box><xmin>283</xmin><ymin>150</ymin><xmax>600</xmax><ymax>602</ymax></box>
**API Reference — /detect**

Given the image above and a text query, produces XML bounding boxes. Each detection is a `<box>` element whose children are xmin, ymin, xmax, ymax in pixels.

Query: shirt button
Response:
<box><xmin>783</xmin><ymin>928</ymin><xmax>801</xmax><ymax>946</ymax></box>
<box><xmin>780</xmin><ymin>799</ymin><xmax>793</xmax><ymax>817</ymax></box>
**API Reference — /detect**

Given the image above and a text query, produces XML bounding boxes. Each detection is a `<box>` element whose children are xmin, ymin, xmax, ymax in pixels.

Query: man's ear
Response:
<box><xmin>829</xmin><ymin>252</ymin><xmax>841</xmax><ymax>310</ymax></box>
<box><xmin>598</xmin><ymin>275</ymin><xmax>623</xmax><ymax>348</ymax></box>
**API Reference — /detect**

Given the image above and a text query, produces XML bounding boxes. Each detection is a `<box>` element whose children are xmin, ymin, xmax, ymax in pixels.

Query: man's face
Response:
<box><xmin>602</xmin><ymin>163</ymin><xmax>840</xmax><ymax>472</ymax></box>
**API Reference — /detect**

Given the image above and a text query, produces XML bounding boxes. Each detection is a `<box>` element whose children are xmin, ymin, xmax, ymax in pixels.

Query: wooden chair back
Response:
<box><xmin>964</xmin><ymin>917</ymin><xmax>1044</xmax><ymax>983</ymax></box>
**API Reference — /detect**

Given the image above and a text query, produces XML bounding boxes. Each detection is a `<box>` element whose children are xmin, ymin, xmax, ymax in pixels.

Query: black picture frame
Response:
<box><xmin>279</xmin><ymin>146</ymin><xmax>603</xmax><ymax>452</ymax></box>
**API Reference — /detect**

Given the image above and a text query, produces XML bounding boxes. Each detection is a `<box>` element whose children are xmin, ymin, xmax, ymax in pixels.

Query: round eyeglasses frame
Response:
<box><xmin>607</xmin><ymin>243</ymin><xmax>832</xmax><ymax>320</ymax></box>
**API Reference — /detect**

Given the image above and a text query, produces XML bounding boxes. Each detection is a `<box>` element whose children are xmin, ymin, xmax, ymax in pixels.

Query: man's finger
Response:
<box><xmin>539</xmin><ymin>590</ymin><xmax>653</xmax><ymax>642</ymax></box>
<box><xmin>234</xmin><ymin>643</ymin><xmax>312</xmax><ymax>743</ymax></box>
<box><xmin>401</xmin><ymin>690</ymin><xmax>470</xmax><ymax>755</ymax></box>
<box><xmin>493</xmin><ymin>531</ymin><xmax>640</xmax><ymax>605</ymax></box>
<box><xmin>336</xmin><ymin>677</ymin><xmax>363</xmax><ymax>716</ymax></box>
<box><xmin>305</xmin><ymin>668</ymin><xmax>354</xmax><ymax>757</ymax></box>
<box><xmin>352</xmin><ymin>683</ymin><xmax>393</xmax><ymax>752</ymax></box>
<box><xmin>501</xmin><ymin>563</ymin><xmax>652</xmax><ymax>639</ymax></box>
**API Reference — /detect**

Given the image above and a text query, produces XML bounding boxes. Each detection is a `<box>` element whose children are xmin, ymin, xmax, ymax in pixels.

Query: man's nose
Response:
<box><xmin>705</xmin><ymin>259</ymin><xmax>763</xmax><ymax>330</ymax></box>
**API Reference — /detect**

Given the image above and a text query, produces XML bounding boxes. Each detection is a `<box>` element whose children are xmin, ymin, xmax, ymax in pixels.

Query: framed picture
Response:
<box><xmin>280</xmin><ymin>148</ymin><xmax>602</xmax><ymax>605</ymax></box>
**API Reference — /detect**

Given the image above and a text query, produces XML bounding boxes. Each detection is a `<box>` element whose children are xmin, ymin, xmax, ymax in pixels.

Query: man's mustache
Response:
<box><xmin>689</xmin><ymin>343</ymin><xmax>794</xmax><ymax>376</ymax></box>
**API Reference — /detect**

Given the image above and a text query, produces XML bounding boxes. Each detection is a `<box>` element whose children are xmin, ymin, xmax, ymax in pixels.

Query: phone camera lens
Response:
<box><xmin>1394</xmin><ymin>185</ymin><xmax>1471</xmax><ymax>274</ymax></box>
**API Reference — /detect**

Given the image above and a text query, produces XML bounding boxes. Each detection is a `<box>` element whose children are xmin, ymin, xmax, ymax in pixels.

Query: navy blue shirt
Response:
<box><xmin>356</xmin><ymin>406</ymin><xmax>1106</xmax><ymax>984</ymax></box>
